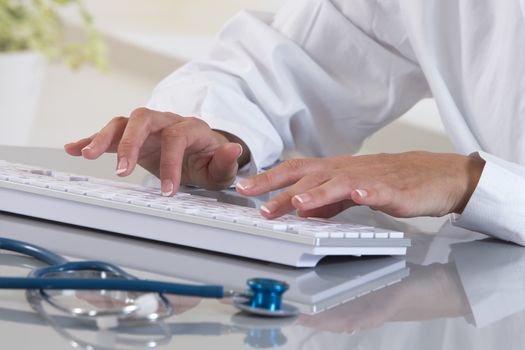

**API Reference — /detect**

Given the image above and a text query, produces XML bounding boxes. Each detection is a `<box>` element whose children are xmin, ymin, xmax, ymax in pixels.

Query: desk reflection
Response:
<box><xmin>2</xmin><ymin>211</ymin><xmax>525</xmax><ymax>349</ymax></box>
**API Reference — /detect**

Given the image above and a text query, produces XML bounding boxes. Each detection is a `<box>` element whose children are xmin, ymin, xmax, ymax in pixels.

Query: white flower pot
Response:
<box><xmin>0</xmin><ymin>51</ymin><xmax>46</xmax><ymax>146</ymax></box>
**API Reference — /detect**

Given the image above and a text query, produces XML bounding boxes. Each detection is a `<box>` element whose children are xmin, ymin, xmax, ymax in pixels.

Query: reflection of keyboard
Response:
<box><xmin>0</xmin><ymin>160</ymin><xmax>410</xmax><ymax>266</ymax></box>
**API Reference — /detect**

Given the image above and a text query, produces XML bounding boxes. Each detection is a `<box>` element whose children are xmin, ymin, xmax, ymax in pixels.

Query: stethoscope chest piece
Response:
<box><xmin>233</xmin><ymin>278</ymin><xmax>299</xmax><ymax>317</ymax></box>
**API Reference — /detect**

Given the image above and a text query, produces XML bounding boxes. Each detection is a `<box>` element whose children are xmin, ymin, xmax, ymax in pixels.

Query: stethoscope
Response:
<box><xmin>0</xmin><ymin>237</ymin><xmax>299</xmax><ymax>328</ymax></box>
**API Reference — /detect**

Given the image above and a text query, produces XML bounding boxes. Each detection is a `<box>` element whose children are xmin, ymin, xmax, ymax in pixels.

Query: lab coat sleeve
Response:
<box><xmin>453</xmin><ymin>152</ymin><xmax>525</xmax><ymax>245</ymax></box>
<box><xmin>452</xmin><ymin>239</ymin><xmax>525</xmax><ymax>327</ymax></box>
<box><xmin>146</xmin><ymin>0</ymin><xmax>430</xmax><ymax>173</ymax></box>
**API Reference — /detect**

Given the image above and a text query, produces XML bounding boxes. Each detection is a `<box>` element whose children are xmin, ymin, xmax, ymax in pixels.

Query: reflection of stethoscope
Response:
<box><xmin>0</xmin><ymin>305</ymin><xmax>293</xmax><ymax>349</ymax></box>
<box><xmin>0</xmin><ymin>237</ymin><xmax>299</xmax><ymax>328</ymax></box>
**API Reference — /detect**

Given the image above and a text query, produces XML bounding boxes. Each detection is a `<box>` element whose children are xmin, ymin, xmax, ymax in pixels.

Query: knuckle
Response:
<box><xmin>310</xmin><ymin>187</ymin><xmax>329</xmax><ymax>202</ymax></box>
<box><xmin>335</xmin><ymin>174</ymin><xmax>355</xmax><ymax>193</ymax></box>
<box><xmin>282</xmin><ymin>158</ymin><xmax>308</xmax><ymax>172</ymax></box>
<box><xmin>130</xmin><ymin>107</ymin><xmax>150</xmax><ymax>118</ymax></box>
<box><xmin>273</xmin><ymin>191</ymin><xmax>293</xmax><ymax>206</ymax></box>
<box><xmin>110</xmin><ymin>116</ymin><xmax>128</xmax><ymax>125</ymax></box>
<box><xmin>130</xmin><ymin>108</ymin><xmax>153</xmax><ymax>127</ymax></box>
<box><xmin>309</xmin><ymin>171</ymin><xmax>329</xmax><ymax>184</ymax></box>
<box><xmin>282</xmin><ymin>189</ymin><xmax>297</xmax><ymax>200</ymax></box>
<box><xmin>160</xmin><ymin>159</ymin><xmax>179</xmax><ymax>168</ymax></box>
<box><xmin>163</xmin><ymin>111</ymin><xmax>181</xmax><ymax>118</ymax></box>
<box><xmin>162</xmin><ymin>126</ymin><xmax>189</xmax><ymax>146</ymax></box>
<box><xmin>257</xmin><ymin>171</ymin><xmax>275</xmax><ymax>186</ymax></box>
<box><xmin>162</xmin><ymin>125</ymin><xmax>182</xmax><ymax>138</ymax></box>
<box><xmin>183</xmin><ymin>116</ymin><xmax>210</xmax><ymax>130</ymax></box>
<box><xmin>162</xmin><ymin>111</ymin><xmax>184</xmax><ymax>124</ymax></box>
<box><xmin>117</xmin><ymin>138</ymin><xmax>138</xmax><ymax>155</ymax></box>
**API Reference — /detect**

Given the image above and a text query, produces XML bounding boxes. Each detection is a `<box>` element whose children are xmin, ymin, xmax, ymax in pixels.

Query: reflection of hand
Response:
<box><xmin>165</xmin><ymin>295</ymin><xmax>202</xmax><ymax>315</ymax></box>
<box><xmin>237</xmin><ymin>152</ymin><xmax>485</xmax><ymax>220</ymax></box>
<box><xmin>297</xmin><ymin>263</ymin><xmax>471</xmax><ymax>334</ymax></box>
<box><xmin>297</xmin><ymin>284</ymin><xmax>401</xmax><ymax>333</ymax></box>
<box><xmin>64</xmin><ymin>108</ymin><xmax>249</xmax><ymax>194</ymax></box>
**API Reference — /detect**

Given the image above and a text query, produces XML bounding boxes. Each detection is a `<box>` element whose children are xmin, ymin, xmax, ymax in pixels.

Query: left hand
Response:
<box><xmin>236</xmin><ymin>151</ymin><xmax>485</xmax><ymax>219</ymax></box>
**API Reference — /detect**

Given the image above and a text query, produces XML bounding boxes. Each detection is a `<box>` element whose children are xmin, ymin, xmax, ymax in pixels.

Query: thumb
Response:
<box><xmin>207</xmin><ymin>143</ymin><xmax>243</xmax><ymax>188</ymax></box>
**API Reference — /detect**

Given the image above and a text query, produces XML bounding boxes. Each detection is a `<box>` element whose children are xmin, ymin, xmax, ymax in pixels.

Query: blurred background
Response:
<box><xmin>0</xmin><ymin>0</ymin><xmax>453</xmax><ymax>155</ymax></box>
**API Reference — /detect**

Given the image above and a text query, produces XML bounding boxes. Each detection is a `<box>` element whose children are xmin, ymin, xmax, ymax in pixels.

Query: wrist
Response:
<box><xmin>453</xmin><ymin>154</ymin><xmax>486</xmax><ymax>214</ymax></box>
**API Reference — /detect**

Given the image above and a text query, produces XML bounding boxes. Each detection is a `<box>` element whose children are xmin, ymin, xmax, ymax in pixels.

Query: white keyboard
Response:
<box><xmin>0</xmin><ymin>160</ymin><xmax>410</xmax><ymax>266</ymax></box>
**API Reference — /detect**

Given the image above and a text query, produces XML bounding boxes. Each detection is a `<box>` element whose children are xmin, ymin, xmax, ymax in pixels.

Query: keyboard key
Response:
<box><xmin>150</xmin><ymin>203</ymin><xmax>171</xmax><ymax>210</ymax></box>
<box><xmin>298</xmin><ymin>230</ymin><xmax>330</xmax><ymax>238</ymax></box>
<box><xmin>167</xmin><ymin>205</ymin><xmax>200</xmax><ymax>214</ymax></box>
<box><xmin>67</xmin><ymin>187</ymin><xmax>90</xmax><ymax>195</ymax></box>
<box><xmin>329</xmin><ymin>232</ymin><xmax>345</xmax><ymax>238</ymax></box>
<box><xmin>389</xmin><ymin>232</ymin><xmax>404</xmax><ymax>239</ymax></box>
<box><xmin>87</xmin><ymin>191</ymin><xmax>115</xmax><ymax>200</ymax></box>
<box><xmin>359</xmin><ymin>231</ymin><xmax>375</xmax><ymax>239</ymax></box>
<box><xmin>344</xmin><ymin>232</ymin><xmax>359</xmax><ymax>238</ymax></box>
<box><xmin>374</xmin><ymin>231</ymin><xmax>389</xmax><ymax>239</ymax></box>
<box><xmin>48</xmin><ymin>183</ymin><xmax>68</xmax><ymax>191</ymax></box>
<box><xmin>30</xmin><ymin>169</ymin><xmax>53</xmax><ymax>176</ymax></box>
<box><xmin>253</xmin><ymin>220</ymin><xmax>288</xmax><ymax>231</ymax></box>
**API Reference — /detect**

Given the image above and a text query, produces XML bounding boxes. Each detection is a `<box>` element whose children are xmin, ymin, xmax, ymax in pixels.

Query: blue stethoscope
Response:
<box><xmin>0</xmin><ymin>237</ymin><xmax>298</xmax><ymax>326</ymax></box>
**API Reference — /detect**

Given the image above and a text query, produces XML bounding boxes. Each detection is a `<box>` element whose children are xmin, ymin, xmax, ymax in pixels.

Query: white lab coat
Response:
<box><xmin>146</xmin><ymin>0</ymin><xmax>525</xmax><ymax>245</ymax></box>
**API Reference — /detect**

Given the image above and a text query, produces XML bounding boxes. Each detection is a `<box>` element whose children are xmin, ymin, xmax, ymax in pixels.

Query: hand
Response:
<box><xmin>236</xmin><ymin>151</ymin><xmax>485</xmax><ymax>219</ymax></box>
<box><xmin>64</xmin><ymin>108</ymin><xmax>250</xmax><ymax>194</ymax></box>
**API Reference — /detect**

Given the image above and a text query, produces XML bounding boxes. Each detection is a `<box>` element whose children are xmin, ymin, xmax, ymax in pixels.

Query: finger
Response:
<box><xmin>165</xmin><ymin>295</ymin><xmax>202</xmax><ymax>315</ymax></box>
<box><xmin>236</xmin><ymin>158</ymin><xmax>322</xmax><ymax>196</ymax></box>
<box><xmin>159</xmin><ymin>129</ymin><xmax>187</xmax><ymax>196</ymax></box>
<box><xmin>64</xmin><ymin>137</ymin><xmax>93</xmax><ymax>156</ymax></box>
<box><xmin>81</xmin><ymin>117</ymin><xmax>129</xmax><ymax>160</ymax></box>
<box><xmin>296</xmin><ymin>200</ymin><xmax>355</xmax><ymax>218</ymax></box>
<box><xmin>207</xmin><ymin>143</ymin><xmax>243</xmax><ymax>189</ymax></box>
<box><xmin>350</xmin><ymin>186</ymin><xmax>401</xmax><ymax>215</ymax></box>
<box><xmin>158</xmin><ymin>119</ymin><xmax>221</xmax><ymax>193</ymax></box>
<box><xmin>116</xmin><ymin>108</ymin><xmax>175</xmax><ymax>177</ymax></box>
<box><xmin>259</xmin><ymin>171</ymin><xmax>333</xmax><ymax>219</ymax></box>
<box><xmin>291</xmin><ymin>175</ymin><xmax>360</xmax><ymax>212</ymax></box>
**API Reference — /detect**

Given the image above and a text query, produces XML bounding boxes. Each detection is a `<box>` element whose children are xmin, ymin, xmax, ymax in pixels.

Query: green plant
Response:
<box><xmin>0</xmin><ymin>0</ymin><xmax>106</xmax><ymax>69</ymax></box>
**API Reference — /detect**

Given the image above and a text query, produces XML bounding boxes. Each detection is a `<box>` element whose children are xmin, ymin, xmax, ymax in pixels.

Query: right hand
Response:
<box><xmin>64</xmin><ymin>107</ymin><xmax>248</xmax><ymax>194</ymax></box>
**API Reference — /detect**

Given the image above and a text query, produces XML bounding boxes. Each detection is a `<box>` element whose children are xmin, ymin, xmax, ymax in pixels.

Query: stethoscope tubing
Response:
<box><xmin>0</xmin><ymin>237</ymin><xmax>225</xmax><ymax>298</ymax></box>
<box><xmin>0</xmin><ymin>277</ymin><xmax>224</xmax><ymax>298</ymax></box>
<box><xmin>0</xmin><ymin>237</ymin><xmax>66</xmax><ymax>265</ymax></box>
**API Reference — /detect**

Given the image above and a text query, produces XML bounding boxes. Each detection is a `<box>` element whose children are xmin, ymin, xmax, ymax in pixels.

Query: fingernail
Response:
<box><xmin>236</xmin><ymin>179</ymin><xmax>255</xmax><ymax>191</ymax></box>
<box><xmin>260</xmin><ymin>201</ymin><xmax>278</xmax><ymax>214</ymax></box>
<box><xmin>294</xmin><ymin>193</ymin><xmax>312</xmax><ymax>204</ymax></box>
<box><xmin>81</xmin><ymin>142</ymin><xmax>94</xmax><ymax>152</ymax></box>
<box><xmin>161</xmin><ymin>180</ymin><xmax>173</xmax><ymax>196</ymax></box>
<box><xmin>355</xmin><ymin>189</ymin><xmax>368</xmax><ymax>198</ymax></box>
<box><xmin>236</xmin><ymin>143</ymin><xmax>243</xmax><ymax>159</ymax></box>
<box><xmin>260</xmin><ymin>205</ymin><xmax>271</xmax><ymax>214</ymax></box>
<box><xmin>115</xmin><ymin>157</ymin><xmax>128</xmax><ymax>175</ymax></box>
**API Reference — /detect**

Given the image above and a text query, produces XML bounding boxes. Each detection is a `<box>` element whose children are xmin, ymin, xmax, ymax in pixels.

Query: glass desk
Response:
<box><xmin>1</xmin><ymin>146</ymin><xmax>524</xmax><ymax>349</ymax></box>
